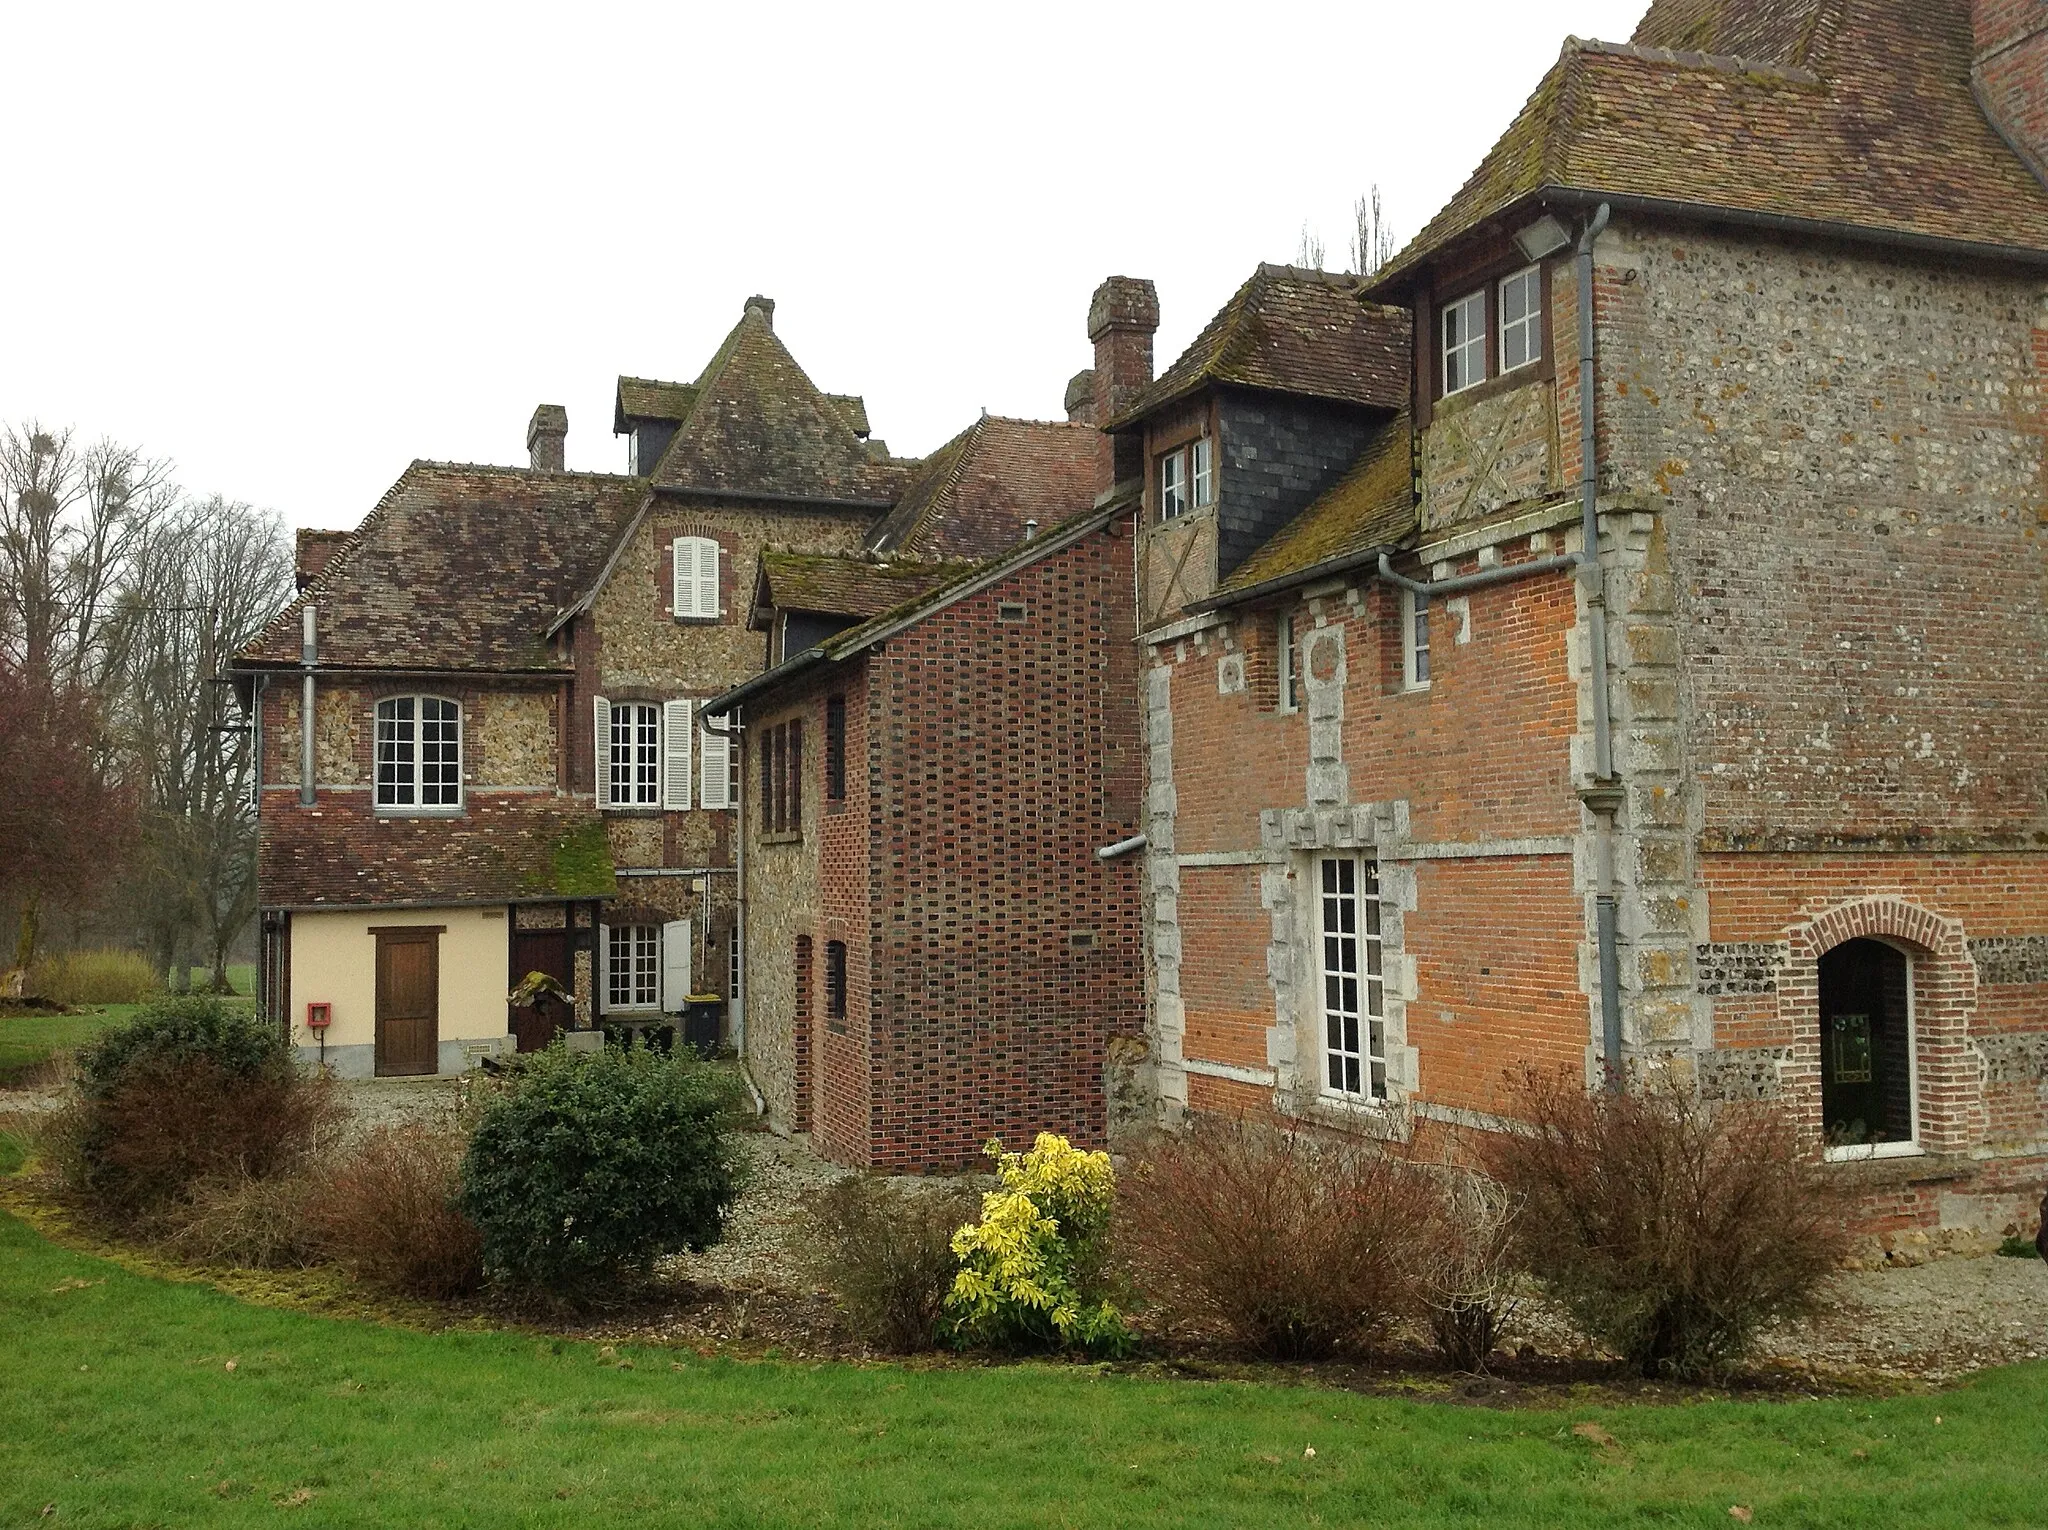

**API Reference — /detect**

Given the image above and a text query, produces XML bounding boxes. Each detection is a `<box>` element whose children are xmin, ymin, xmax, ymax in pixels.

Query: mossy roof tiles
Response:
<box><xmin>1371</xmin><ymin>0</ymin><xmax>2048</xmax><ymax>293</ymax></box>
<box><xmin>1216</xmin><ymin>413</ymin><xmax>1417</xmax><ymax>596</ymax></box>
<box><xmin>1109</xmin><ymin>264</ymin><xmax>1412</xmax><ymax>427</ymax></box>
<box><xmin>755</xmin><ymin>553</ymin><xmax>971</xmax><ymax>620</ymax></box>
<box><xmin>614</xmin><ymin>376</ymin><xmax>699</xmax><ymax>429</ymax></box>
<box><xmin>237</xmin><ymin>463</ymin><xmax>643</xmax><ymax>671</ymax></box>
<box><xmin>866</xmin><ymin>414</ymin><xmax>1100</xmax><ymax>562</ymax></box>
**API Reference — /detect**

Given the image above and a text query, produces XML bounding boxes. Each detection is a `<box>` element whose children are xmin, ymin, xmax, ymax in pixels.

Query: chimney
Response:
<box><xmin>1064</xmin><ymin>368</ymin><xmax>1098</xmax><ymax>425</ymax></box>
<box><xmin>1975</xmin><ymin>0</ymin><xmax>2048</xmax><ymax>189</ymax></box>
<box><xmin>1087</xmin><ymin>276</ymin><xmax>1159</xmax><ymax>491</ymax></box>
<box><xmin>745</xmin><ymin>294</ymin><xmax>776</xmax><ymax>328</ymax></box>
<box><xmin>527</xmin><ymin>404</ymin><xmax>568</xmax><ymax>472</ymax></box>
<box><xmin>294</xmin><ymin>529</ymin><xmax>352</xmax><ymax>591</ymax></box>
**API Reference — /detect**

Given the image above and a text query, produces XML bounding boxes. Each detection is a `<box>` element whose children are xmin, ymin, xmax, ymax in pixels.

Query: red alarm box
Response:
<box><xmin>306</xmin><ymin>1002</ymin><xmax>332</xmax><ymax>1030</ymax></box>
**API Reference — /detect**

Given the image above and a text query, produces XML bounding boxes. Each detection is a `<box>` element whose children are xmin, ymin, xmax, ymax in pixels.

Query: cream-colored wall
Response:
<box><xmin>287</xmin><ymin>906</ymin><xmax>509</xmax><ymax>1052</ymax></box>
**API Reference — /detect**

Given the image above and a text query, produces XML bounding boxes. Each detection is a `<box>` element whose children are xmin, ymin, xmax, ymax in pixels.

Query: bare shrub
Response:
<box><xmin>161</xmin><ymin>1172</ymin><xmax>324</xmax><ymax>1269</ymax></box>
<box><xmin>1484</xmin><ymin>1066</ymin><xmax>1850</xmax><ymax>1379</ymax></box>
<box><xmin>32</xmin><ymin>949</ymin><xmax>156</xmax><ymax>1006</ymax></box>
<box><xmin>1415</xmin><ymin>1169</ymin><xmax>1522</xmax><ymax>1372</ymax></box>
<box><xmin>1118</xmin><ymin>1116</ymin><xmax>1432</xmax><ymax>1359</ymax></box>
<box><xmin>803</xmin><ymin>1176</ymin><xmax>975</xmax><ymax>1352</ymax></box>
<box><xmin>310</xmin><ymin>1124</ymin><xmax>482</xmax><ymax>1300</ymax></box>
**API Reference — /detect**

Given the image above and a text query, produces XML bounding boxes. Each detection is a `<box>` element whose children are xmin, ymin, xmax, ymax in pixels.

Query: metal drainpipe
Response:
<box><xmin>299</xmin><ymin>606</ymin><xmax>317</xmax><ymax>807</ymax></box>
<box><xmin>1575</xmin><ymin>203</ymin><xmax>1626</xmax><ymax>1089</ymax></box>
<box><xmin>701</xmin><ymin>708</ymin><xmax>745</xmax><ymax>1055</ymax></box>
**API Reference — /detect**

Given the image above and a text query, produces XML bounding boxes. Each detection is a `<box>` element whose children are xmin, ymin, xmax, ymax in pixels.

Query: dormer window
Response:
<box><xmin>1439</xmin><ymin>265</ymin><xmax>1545</xmax><ymax>398</ymax></box>
<box><xmin>375</xmin><ymin>696</ymin><xmax>462</xmax><ymax>811</ymax></box>
<box><xmin>1441</xmin><ymin>290</ymin><xmax>1486</xmax><ymax>396</ymax></box>
<box><xmin>1155</xmin><ymin>437</ymin><xmax>1216</xmax><ymax>522</ymax></box>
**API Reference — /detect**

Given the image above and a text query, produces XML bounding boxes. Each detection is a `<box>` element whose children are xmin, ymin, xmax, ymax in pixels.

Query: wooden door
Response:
<box><xmin>374</xmin><ymin>928</ymin><xmax>440</xmax><ymax>1077</ymax></box>
<box><xmin>510</xmin><ymin>926</ymin><xmax>571</xmax><ymax>1053</ymax></box>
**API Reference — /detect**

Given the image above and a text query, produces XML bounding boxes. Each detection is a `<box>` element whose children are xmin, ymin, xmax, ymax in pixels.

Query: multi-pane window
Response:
<box><xmin>1441</xmin><ymin>289</ymin><xmax>1486</xmax><ymax>396</ymax></box>
<box><xmin>762</xmin><ymin>719</ymin><xmax>804</xmax><ymax>834</ymax></box>
<box><xmin>606</xmin><ymin>924</ymin><xmax>660</xmax><ymax>1010</ymax></box>
<box><xmin>729</xmin><ymin>921</ymin><xmax>743</xmax><ymax>1007</ymax></box>
<box><xmin>1498</xmin><ymin>264</ymin><xmax>1542</xmax><ymax>372</ymax></box>
<box><xmin>609</xmin><ymin>702</ymin><xmax>660</xmax><ymax>805</ymax></box>
<box><xmin>825</xmin><ymin>695</ymin><xmax>846</xmax><ymax>802</ymax></box>
<box><xmin>1402</xmin><ymin>589</ymin><xmax>1431</xmax><ymax>690</ymax></box>
<box><xmin>1277</xmin><ymin>612</ymin><xmax>1299</xmax><ymax>712</ymax></box>
<box><xmin>825</xmin><ymin>939</ymin><xmax>847</xmax><ymax>1021</ymax></box>
<box><xmin>375</xmin><ymin>696</ymin><xmax>461</xmax><ymax>809</ymax></box>
<box><xmin>1155</xmin><ymin>437</ymin><xmax>1216</xmax><ymax>522</ymax></box>
<box><xmin>1318</xmin><ymin>856</ymin><xmax>1386</xmax><ymax>1100</ymax></box>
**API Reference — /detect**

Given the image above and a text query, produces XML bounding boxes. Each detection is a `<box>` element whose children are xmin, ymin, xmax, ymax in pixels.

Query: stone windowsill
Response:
<box><xmin>760</xmin><ymin>830</ymin><xmax>803</xmax><ymax>846</ymax></box>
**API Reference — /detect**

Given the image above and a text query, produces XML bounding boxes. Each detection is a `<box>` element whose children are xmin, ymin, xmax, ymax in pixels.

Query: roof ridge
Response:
<box><xmin>1566</xmin><ymin>34</ymin><xmax>1820</xmax><ymax>85</ymax></box>
<box><xmin>407</xmin><ymin>459</ymin><xmax>635</xmax><ymax>483</ymax></box>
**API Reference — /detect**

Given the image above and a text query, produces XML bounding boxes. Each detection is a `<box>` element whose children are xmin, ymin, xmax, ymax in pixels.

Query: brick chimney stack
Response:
<box><xmin>1064</xmin><ymin>369</ymin><xmax>1098</xmax><ymax>425</ymax></box>
<box><xmin>745</xmin><ymin>294</ymin><xmax>776</xmax><ymax>328</ymax></box>
<box><xmin>527</xmin><ymin>405</ymin><xmax>567</xmax><ymax>472</ymax></box>
<box><xmin>1974</xmin><ymin>0</ymin><xmax>2048</xmax><ymax>189</ymax></box>
<box><xmin>1087</xmin><ymin>276</ymin><xmax>1158</xmax><ymax>491</ymax></box>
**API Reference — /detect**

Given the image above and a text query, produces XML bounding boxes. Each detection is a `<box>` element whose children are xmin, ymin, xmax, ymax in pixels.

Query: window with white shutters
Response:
<box><xmin>605</xmin><ymin>924</ymin><xmax>660</xmax><ymax>1011</ymax></box>
<box><xmin>673</xmin><ymin>536</ymin><xmax>722</xmax><ymax>620</ymax></box>
<box><xmin>700</xmin><ymin>720</ymin><xmax>733</xmax><ymax>809</ymax></box>
<box><xmin>660</xmin><ymin>919</ymin><xmax>692</xmax><ymax>1011</ymax></box>
<box><xmin>664</xmin><ymin>700</ymin><xmax>692</xmax><ymax>810</ymax></box>
<box><xmin>604</xmin><ymin>701</ymin><xmax>661</xmax><ymax>807</ymax></box>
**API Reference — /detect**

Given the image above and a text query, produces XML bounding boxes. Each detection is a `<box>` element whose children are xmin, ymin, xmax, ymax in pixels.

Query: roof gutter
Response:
<box><xmin>1186</xmin><ymin>543</ymin><xmax>1399</xmax><ymax>614</ymax></box>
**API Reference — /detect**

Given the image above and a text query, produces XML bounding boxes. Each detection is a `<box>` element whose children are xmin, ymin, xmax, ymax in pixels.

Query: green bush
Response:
<box><xmin>76</xmin><ymin>996</ymin><xmax>282</xmax><ymax>1098</ymax></box>
<box><xmin>32</xmin><ymin>949</ymin><xmax>156</xmax><ymax>1006</ymax></box>
<box><xmin>458</xmin><ymin>1041</ymin><xmax>743</xmax><ymax>1296</ymax></box>
<box><xmin>804</xmin><ymin>1176</ymin><xmax>976</xmax><ymax>1352</ymax></box>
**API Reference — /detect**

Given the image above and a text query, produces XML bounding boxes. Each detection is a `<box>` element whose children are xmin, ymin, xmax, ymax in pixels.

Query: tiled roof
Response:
<box><xmin>754</xmin><ymin>552</ymin><xmax>970</xmax><ymax>621</ymax></box>
<box><xmin>866</xmin><ymin>414</ymin><xmax>1100</xmax><ymax>562</ymax></box>
<box><xmin>650</xmin><ymin>304</ymin><xmax>914</xmax><ymax>503</ymax></box>
<box><xmin>259</xmin><ymin>796</ymin><xmax>616</xmax><ymax>909</ymax></box>
<box><xmin>1370</xmin><ymin>0</ymin><xmax>2048</xmax><ymax>293</ymax></box>
<box><xmin>614</xmin><ymin>376</ymin><xmax>699</xmax><ymax>431</ymax></box>
<box><xmin>1109</xmin><ymin>265</ymin><xmax>1412</xmax><ymax>427</ymax></box>
<box><xmin>1215</xmin><ymin>414</ymin><xmax>1417</xmax><ymax>597</ymax></box>
<box><xmin>237</xmin><ymin>463</ymin><xmax>643</xmax><ymax>671</ymax></box>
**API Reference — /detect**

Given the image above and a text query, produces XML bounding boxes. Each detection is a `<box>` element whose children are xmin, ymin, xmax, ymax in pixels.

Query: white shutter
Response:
<box><xmin>596</xmin><ymin>923</ymin><xmax>611</xmax><ymax>1015</ymax></box>
<box><xmin>592</xmin><ymin>696</ymin><xmax>611</xmax><ymax>805</ymax></box>
<box><xmin>697</xmin><ymin>539</ymin><xmax>720</xmax><ymax>618</ymax></box>
<box><xmin>700</xmin><ymin>722</ymin><xmax>732</xmax><ymax>808</ymax></box>
<box><xmin>661</xmin><ymin>920</ymin><xmax>693</xmax><ymax>1012</ymax></box>
<box><xmin>663</xmin><ymin>699</ymin><xmax>692</xmax><ymax>809</ymax></box>
<box><xmin>670</xmin><ymin>537</ymin><xmax>687</xmax><ymax>617</ymax></box>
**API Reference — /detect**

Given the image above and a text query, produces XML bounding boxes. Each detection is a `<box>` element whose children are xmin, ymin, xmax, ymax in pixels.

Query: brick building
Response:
<box><xmin>1136</xmin><ymin>0</ymin><xmax>2048</xmax><ymax>1237</ymax></box>
<box><xmin>233</xmin><ymin>296</ymin><xmax>914</xmax><ymax>1075</ymax></box>
<box><xmin>704</xmin><ymin>287</ymin><xmax>1154</xmax><ymax>1170</ymax></box>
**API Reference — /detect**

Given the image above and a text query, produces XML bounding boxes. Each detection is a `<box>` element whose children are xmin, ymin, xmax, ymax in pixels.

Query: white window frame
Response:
<box><xmin>1157</xmin><ymin>448</ymin><xmax>1187</xmax><ymax>521</ymax></box>
<box><xmin>1821</xmin><ymin>940</ymin><xmax>1923</xmax><ymax>1162</ymax></box>
<box><xmin>1498</xmin><ymin>264</ymin><xmax>1542</xmax><ymax>374</ymax></box>
<box><xmin>1277</xmin><ymin>611</ymin><xmax>1299</xmax><ymax>713</ymax></box>
<box><xmin>1401</xmin><ymin>589</ymin><xmax>1431</xmax><ymax>690</ymax></box>
<box><xmin>374</xmin><ymin>694</ymin><xmax>463</xmax><ymax>812</ymax></box>
<box><xmin>606</xmin><ymin>701</ymin><xmax>662</xmax><ymax>807</ymax></box>
<box><xmin>1317</xmin><ymin>854</ymin><xmax>1387</xmax><ymax>1102</ymax></box>
<box><xmin>605</xmin><ymin>923</ymin><xmax>661</xmax><ymax>1012</ymax></box>
<box><xmin>673</xmin><ymin>535</ymin><xmax>722</xmax><ymax>620</ymax></box>
<box><xmin>1190</xmin><ymin>436</ymin><xmax>1215</xmax><ymax>508</ymax></box>
<box><xmin>1441</xmin><ymin>288</ymin><xmax>1486</xmax><ymax>396</ymax></box>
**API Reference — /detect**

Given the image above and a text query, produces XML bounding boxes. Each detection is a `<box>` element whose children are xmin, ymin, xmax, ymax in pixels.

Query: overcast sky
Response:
<box><xmin>4</xmin><ymin>0</ymin><xmax>1646</xmax><ymax>531</ymax></box>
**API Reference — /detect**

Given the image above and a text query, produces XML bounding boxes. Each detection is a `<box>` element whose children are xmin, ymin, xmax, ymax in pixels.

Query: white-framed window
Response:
<box><xmin>1318</xmin><ymin>855</ymin><xmax>1386</xmax><ymax>1101</ymax></box>
<box><xmin>1277</xmin><ymin>611</ymin><xmax>1299</xmax><ymax>712</ymax></box>
<box><xmin>728</xmin><ymin>922</ymin><xmax>743</xmax><ymax>1006</ymax></box>
<box><xmin>1190</xmin><ymin>437</ymin><xmax>1214</xmax><ymax>507</ymax></box>
<box><xmin>1441</xmin><ymin>288</ymin><xmax>1486</xmax><ymax>396</ymax></box>
<box><xmin>673</xmin><ymin>535</ymin><xmax>721</xmax><ymax>620</ymax></box>
<box><xmin>1157</xmin><ymin>449</ymin><xmax>1187</xmax><ymax>520</ymax></box>
<box><xmin>1499</xmin><ymin>264</ymin><xmax>1542</xmax><ymax>373</ymax></box>
<box><xmin>1401</xmin><ymin>589</ymin><xmax>1431</xmax><ymax>690</ymax></box>
<box><xmin>606</xmin><ymin>924</ymin><xmax>660</xmax><ymax>1010</ymax></box>
<box><xmin>374</xmin><ymin>695</ymin><xmax>462</xmax><ymax>810</ymax></box>
<box><xmin>607</xmin><ymin>701</ymin><xmax>660</xmax><ymax>806</ymax></box>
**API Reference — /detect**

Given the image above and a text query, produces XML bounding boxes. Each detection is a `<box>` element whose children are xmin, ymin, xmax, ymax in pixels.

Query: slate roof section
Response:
<box><xmin>1108</xmin><ymin>265</ymin><xmax>1412</xmax><ymax>428</ymax></box>
<box><xmin>753</xmin><ymin>553</ymin><xmax>970</xmax><ymax>622</ymax></box>
<box><xmin>259</xmin><ymin>796</ymin><xmax>616</xmax><ymax>910</ymax></box>
<box><xmin>1369</xmin><ymin>0</ymin><xmax>2048</xmax><ymax>294</ymax></box>
<box><xmin>649</xmin><ymin>303</ymin><xmax>914</xmax><ymax>504</ymax></box>
<box><xmin>1214</xmin><ymin>413</ymin><xmax>1418</xmax><ymax>598</ymax></box>
<box><xmin>237</xmin><ymin>463</ymin><xmax>643</xmax><ymax>672</ymax></box>
<box><xmin>865</xmin><ymin>414</ymin><xmax>1100</xmax><ymax>562</ymax></box>
<box><xmin>614</xmin><ymin>376</ymin><xmax>699</xmax><ymax>431</ymax></box>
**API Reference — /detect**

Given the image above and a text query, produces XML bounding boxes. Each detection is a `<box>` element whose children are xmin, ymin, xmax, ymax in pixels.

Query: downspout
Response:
<box><xmin>700</xmin><ymin>708</ymin><xmax>746</xmax><ymax>1060</ymax></box>
<box><xmin>1575</xmin><ymin>203</ymin><xmax>1626</xmax><ymax>1089</ymax></box>
<box><xmin>299</xmin><ymin>606</ymin><xmax>317</xmax><ymax>807</ymax></box>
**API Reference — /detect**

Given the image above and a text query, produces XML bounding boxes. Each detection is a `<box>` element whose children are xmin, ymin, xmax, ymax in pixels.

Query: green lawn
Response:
<box><xmin>2</xmin><ymin>1215</ymin><xmax>2044</xmax><ymax>1527</ymax></box>
<box><xmin>0</xmin><ymin>1006</ymin><xmax>132</xmax><ymax>1084</ymax></box>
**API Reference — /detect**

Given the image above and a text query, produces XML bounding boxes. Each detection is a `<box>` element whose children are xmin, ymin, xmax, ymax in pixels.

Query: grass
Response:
<box><xmin>0</xmin><ymin>988</ymin><xmax>259</xmax><ymax>1085</ymax></box>
<box><xmin>2</xmin><ymin>1213</ymin><xmax>2046</xmax><ymax>1527</ymax></box>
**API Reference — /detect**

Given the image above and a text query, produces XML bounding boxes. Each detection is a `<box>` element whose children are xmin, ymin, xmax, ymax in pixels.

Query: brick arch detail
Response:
<box><xmin>1778</xmin><ymin>896</ymin><xmax>1981</xmax><ymax>1154</ymax></box>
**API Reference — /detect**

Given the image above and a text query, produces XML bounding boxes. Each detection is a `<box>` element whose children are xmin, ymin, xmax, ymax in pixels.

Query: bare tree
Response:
<box><xmin>1350</xmin><ymin>186</ymin><xmax>1397</xmax><ymax>278</ymax></box>
<box><xmin>1295</xmin><ymin>222</ymin><xmax>1327</xmax><ymax>271</ymax></box>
